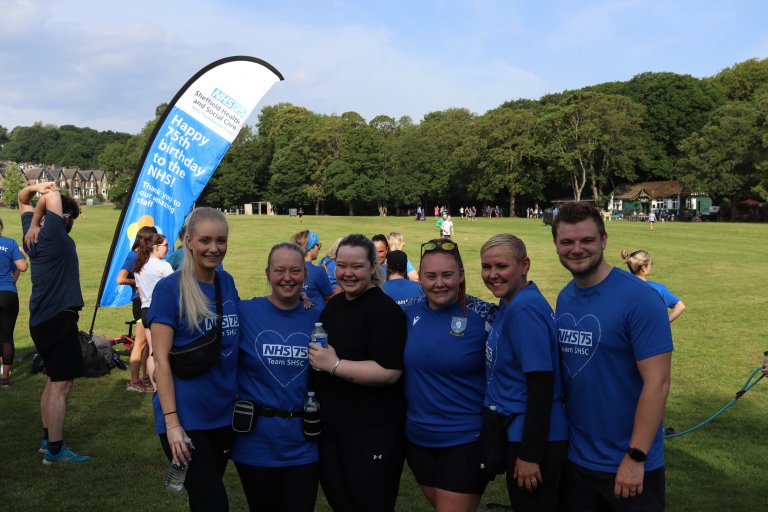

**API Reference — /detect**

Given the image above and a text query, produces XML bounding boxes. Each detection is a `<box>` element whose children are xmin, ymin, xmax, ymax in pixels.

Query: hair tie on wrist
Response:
<box><xmin>163</xmin><ymin>411</ymin><xmax>177</xmax><ymax>417</ymax></box>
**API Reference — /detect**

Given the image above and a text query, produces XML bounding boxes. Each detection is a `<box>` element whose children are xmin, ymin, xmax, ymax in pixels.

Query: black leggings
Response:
<box><xmin>506</xmin><ymin>440</ymin><xmax>569</xmax><ymax>512</ymax></box>
<box><xmin>235</xmin><ymin>461</ymin><xmax>319</xmax><ymax>512</ymax></box>
<box><xmin>0</xmin><ymin>291</ymin><xmax>19</xmax><ymax>365</ymax></box>
<box><xmin>160</xmin><ymin>426</ymin><xmax>233</xmax><ymax>512</ymax></box>
<box><xmin>319</xmin><ymin>425</ymin><xmax>404</xmax><ymax>512</ymax></box>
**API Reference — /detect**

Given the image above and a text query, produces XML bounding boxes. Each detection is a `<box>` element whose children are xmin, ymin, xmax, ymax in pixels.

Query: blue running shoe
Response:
<box><xmin>43</xmin><ymin>445</ymin><xmax>90</xmax><ymax>465</ymax></box>
<box><xmin>39</xmin><ymin>439</ymin><xmax>48</xmax><ymax>453</ymax></box>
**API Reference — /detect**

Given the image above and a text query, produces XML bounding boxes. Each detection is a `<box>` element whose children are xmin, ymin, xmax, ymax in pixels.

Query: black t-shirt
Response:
<box><xmin>22</xmin><ymin>211</ymin><xmax>83</xmax><ymax>326</ymax></box>
<box><xmin>314</xmin><ymin>286</ymin><xmax>407</xmax><ymax>428</ymax></box>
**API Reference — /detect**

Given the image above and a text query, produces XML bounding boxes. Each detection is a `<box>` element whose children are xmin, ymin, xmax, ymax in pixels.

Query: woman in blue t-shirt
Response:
<box><xmin>403</xmin><ymin>238</ymin><xmax>496</xmax><ymax>511</ymax></box>
<box><xmin>148</xmin><ymin>208</ymin><xmax>240</xmax><ymax>511</ymax></box>
<box><xmin>0</xmin><ymin>217</ymin><xmax>27</xmax><ymax>387</ymax></box>
<box><xmin>232</xmin><ymin>242</ymin><xmax>321</xmax><ymax>511</ymax></box>
<box><xmin>481</xmin><ymin>234</ymin><xmax>568</xmax><ymax>511</ymax></box>
<box><xmin>621</xmin><ymin>249</ymin><xmax>686</xmax><ymax>323</ymax></box>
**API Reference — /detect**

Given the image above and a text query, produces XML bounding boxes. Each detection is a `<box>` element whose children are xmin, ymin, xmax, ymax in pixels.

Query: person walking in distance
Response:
<box><xmin>19</xmin><ymin>181</ymin><xmax>89</xmax><ymax>464</ymax></box>
<box><xmin>552</xmin><ymin>201</ymin><xmax>673</xmax><ymax>511</ymax></box>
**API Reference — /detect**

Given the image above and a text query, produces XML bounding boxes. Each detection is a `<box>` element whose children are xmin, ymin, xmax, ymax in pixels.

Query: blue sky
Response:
<box><xmin>2</xmin><ymin>0</ymin><xmax>767</xmax><ymax>133</ymax></box>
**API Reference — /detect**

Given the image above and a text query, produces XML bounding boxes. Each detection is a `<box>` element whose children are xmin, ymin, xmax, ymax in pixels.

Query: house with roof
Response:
<box><xmin>0</xmin><ymin>163</ymin><xmax>110</xmax><ymax>202</ymax></box>
<box><xmin>608</xmin><ymin>180</ymin><xmax>713</xmax><ymax>217</ymax></box>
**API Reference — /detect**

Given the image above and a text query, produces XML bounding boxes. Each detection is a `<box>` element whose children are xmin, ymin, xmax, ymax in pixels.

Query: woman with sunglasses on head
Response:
<box><xmin>481</xmin><ymin>234</ymin><xmax>568</xmax><ymax>512</ymax></box>
<box><xmin>403</xmin><ymin>238</ymin><xmax>496</xmax><ymax>512</ymax></box>
<box><xmin>291</xmin><ymin>230</ymin><xmax>335</xmax><ymax>310</ymax></box>
<box><xmin>308</xmin><ymin>234</ymin><xmax>407</xmax><ymax>512</ymax></box>
<box><xmin>621</xmin><ymin>249</ymin><xmax>686</xmax><ymax>323</ymax></box>
<box><xmin>148</xmin><ymin>208</ymin><xmax>240</xmax><ymax>511</ymax></box>
<box><xmin>232</xmin><ymin>242</ymin><xmax>321</xmax><ymax>512</ymax></box>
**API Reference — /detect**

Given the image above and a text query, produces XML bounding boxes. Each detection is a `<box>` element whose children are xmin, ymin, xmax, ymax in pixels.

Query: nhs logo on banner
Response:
<box><xmin>211</xmin><ymin>88</ymin><xmax>246</xmax><ymax>118</ymax></box>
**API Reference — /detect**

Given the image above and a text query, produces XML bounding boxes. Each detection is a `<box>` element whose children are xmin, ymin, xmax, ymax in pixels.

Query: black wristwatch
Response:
<box><xmin>626</xmin><ymin>447</ymin><xmax>648</xmax><ymax>462</ymax></box>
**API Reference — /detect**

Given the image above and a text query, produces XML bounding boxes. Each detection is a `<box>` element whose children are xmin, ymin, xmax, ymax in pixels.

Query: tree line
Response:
<box><xmin>1</xmin><ymin>58</ymin><xmax>767</xmax><ymax>217</ymax></box>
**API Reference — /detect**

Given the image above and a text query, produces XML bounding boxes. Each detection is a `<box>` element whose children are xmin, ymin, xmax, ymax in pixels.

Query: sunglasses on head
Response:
<box><xmin>421</xmin><ymin>240</ymin><xmax>458</xmax><ymax>258</ymax></box>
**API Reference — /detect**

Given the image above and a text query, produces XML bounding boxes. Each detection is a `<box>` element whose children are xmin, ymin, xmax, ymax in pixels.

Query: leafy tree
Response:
<box><xmin>711</xmin><ymin>58</ymin><xmax>768</xmax><ymax>101</ymax></box>
<box><xmin>470</xmin><ymin>106</ymin><xmax>543</xmax><ymax>216</ymax></box>
<box><xmin>0</xmin><ymin>125</ymin><xmax>8</xmax><ymax>147</ymax></box>
<box><xmin>387</xmin><ymin>124</ymin><xmax>431</xmax><ymax>212</ymax></box>
<box><xmin>326</xmin><ymin>119</ymin><xmax>385</xmax><ymax>215</ymax></box>
<box><xmin>268</xmin><ymin>133</ymin><xmax>312</xmax><ymax>207</ymax></box>
<box><xmin>679</xmin><ymin>94</ymin><xmax>768</xmax><ymax>218</ymax></box>
<box><xmin>2</xmin><ymin>163</ymin><xmax>25</xmax><ymax>207</ymax></box>
<box><xmin>536</xmin><ymin>92</ymin><xmax>646</xmax><ymax>203</ymax></box>
<box><xmin>199</xmin><ymin>126</ymin><xmax>270</xmax><ymax>209</ymax></box>
<box><xmin>417</xmin><ymin>108</ymin><xmax>477</xmax><ymax>207</ymax></box>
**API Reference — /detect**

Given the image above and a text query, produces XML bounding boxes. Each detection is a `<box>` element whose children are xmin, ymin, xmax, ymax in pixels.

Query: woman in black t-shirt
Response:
<box><xmin>309</xmin><ymin>234</ymin><xmax>407</xmax><ymax>512</ymax></box>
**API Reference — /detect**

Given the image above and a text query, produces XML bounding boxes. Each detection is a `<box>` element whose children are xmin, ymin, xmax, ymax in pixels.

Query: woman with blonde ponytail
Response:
<box><xmin>149</xmin><ymin>208</ymin><xmax>240</xmax><ymax>511</ymax></box>
<box><xmin>621</xmin><ymin>249</ymin><xmax>686</xmax><ymax>323</ymax></box>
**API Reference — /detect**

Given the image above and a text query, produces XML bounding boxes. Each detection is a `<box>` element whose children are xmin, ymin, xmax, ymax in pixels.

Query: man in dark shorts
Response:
<box><xmin>19</xmin><ymin>181</ymin><xmax>88</xmax><ymax>464</ymax></box>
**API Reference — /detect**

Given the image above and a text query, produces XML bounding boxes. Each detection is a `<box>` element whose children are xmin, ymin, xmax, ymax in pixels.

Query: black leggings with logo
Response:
<box><xmin>159</xmin><ymin>426</ymin><xmax>233</xmax><ymax>512</ymax></box>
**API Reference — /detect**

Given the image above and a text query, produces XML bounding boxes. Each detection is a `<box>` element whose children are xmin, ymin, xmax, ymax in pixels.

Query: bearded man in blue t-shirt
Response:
<box><xmin>552</xmin><ymin>201</ymin><xmax>673</xmax><ymax>512</ymax></box>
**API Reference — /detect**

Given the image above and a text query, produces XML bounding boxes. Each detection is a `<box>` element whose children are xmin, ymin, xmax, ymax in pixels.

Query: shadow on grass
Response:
<box><xmin>665</xmin><ymin>387</ymin><xmax>768</xmax><ymax>512</ymax></box>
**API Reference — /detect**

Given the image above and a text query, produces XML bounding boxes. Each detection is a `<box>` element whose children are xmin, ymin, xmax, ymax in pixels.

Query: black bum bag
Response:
<box><xmin>168</xmin><ymin>276</ymin><xmax>223</xmax><ymax>379</ymax></box>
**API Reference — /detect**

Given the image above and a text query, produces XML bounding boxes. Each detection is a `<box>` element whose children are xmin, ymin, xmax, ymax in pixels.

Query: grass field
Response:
<box><xmin>2</xmin><ymin>205</ymin><xmax>767</xmax><ymax>511</ymax></box>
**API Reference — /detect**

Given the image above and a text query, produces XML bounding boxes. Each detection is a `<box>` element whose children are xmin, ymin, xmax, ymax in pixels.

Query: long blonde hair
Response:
<box><xmin>179</xmin><ymin>208</ymin><xmax>228</xmax><ymax>332</ymax></box>
<box><xmin>388</xmin><ymin>232</ymin><xmax>404</xmax><ymax>251</ymax></box>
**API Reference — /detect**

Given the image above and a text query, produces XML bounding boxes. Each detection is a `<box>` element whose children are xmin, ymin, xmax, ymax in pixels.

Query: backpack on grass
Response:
<box><xmin>79</xmin><ymin>331</ymin><xmax>117</xmax><ymax>378</ymax></box>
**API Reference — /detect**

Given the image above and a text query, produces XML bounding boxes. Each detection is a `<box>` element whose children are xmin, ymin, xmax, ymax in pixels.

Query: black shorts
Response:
<box><xmin>561</xmin><ymin>461</ymin><xmax>665</xmax><ymax>512</ymax></box>
<box><xmin>29</xmin><ymin>310</ymin><xmax>84</xmax><ymax>382</ymax></box>
<box><xmin>132</xmin><ymin>297</ymin><xmax>142</xmax><ymax>322</ymax></box>
<box><xmin>406</xmin><ymin>440</ymin><xmax>489</xmax><ymax>495</ymax></box>
<box><xmin>141</xmin><ymin>307</ymin><xmax>149</xmax><ymax>326</ymax></box>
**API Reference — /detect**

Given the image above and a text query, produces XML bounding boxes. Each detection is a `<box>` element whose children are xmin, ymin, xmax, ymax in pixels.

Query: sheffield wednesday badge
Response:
<box><xmin>450</xmin><ymin>316</ymin><xmax>467</xmax><ymax>336</ymax></box>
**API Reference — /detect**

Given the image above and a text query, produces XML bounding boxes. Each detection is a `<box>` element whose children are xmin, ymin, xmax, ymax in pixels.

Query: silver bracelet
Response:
<box><xmin>330</xmin><ymin>358</ymin><xmax>342</xmax><ymax>376</ymax></box>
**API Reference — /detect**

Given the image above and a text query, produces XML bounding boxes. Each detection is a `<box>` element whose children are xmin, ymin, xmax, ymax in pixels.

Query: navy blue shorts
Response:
<box><xmin>29</xmin><ymin>310</ymin><xmax>83</xmax><ymax>382</ymax></box>
<box><xmin>406</xmin><ymin>440</ymin><xmax>489</xmax><ymax>495</ymax></box>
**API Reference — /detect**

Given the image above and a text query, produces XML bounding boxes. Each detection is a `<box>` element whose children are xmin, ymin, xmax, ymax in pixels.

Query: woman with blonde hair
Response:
<box><xmin>480</xmin><ymin>234</ymin><xmax>567</xmax><ymax>511</ymax></box>
<box><xmin>621</xmin><ymin>249</ymin><xmax>686</xmax><ymax>323</ymax></box>
<box><xmin>387</xmin><ymin>232</ymin><xmax>419</xmax><ymax>281</ymax></box>
<box><xmin>149</xmin><ymin>208</ymin><xmax>240</xmax><ymax>510</ymax></box>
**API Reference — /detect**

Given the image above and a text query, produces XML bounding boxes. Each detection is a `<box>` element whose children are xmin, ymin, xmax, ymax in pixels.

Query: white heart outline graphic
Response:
<box><xmin>556</xmin><ymin>313</ymin><xmax>601</xmax><ymax>378</ymax></box>
<box><xmin>253</xmin><ymin>330</ymin><xmax>310</xmax><ymax>388</ymax></box>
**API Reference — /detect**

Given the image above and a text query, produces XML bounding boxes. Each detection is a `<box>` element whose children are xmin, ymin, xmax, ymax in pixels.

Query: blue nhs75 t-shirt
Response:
<box><xmin>556</xmin><ymin>268</ymin><xmax>673</xmax><ymax>473</ymax></box>
<box><xmin>148</xmin><ymin>270</ymin><xmax>240</xmax><ymax>434</ymax></box>
<box><xmin>232</xmin><ymin>297</ymin><xmax>321</xmax><ymax>467</ymax></box>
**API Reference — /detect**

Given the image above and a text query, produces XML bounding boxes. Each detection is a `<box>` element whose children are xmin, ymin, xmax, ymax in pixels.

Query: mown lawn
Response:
<box><xmin>2</xmin><ymin>206</ymin><xmax>767</xmax><ymax>511</ymax></box>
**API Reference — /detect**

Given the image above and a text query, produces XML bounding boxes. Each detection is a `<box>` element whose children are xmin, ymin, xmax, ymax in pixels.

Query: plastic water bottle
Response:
<box><xmin>311</xmin><ymin>323</ymin><xmax>328</xmax><ymax>371</ymax></box>
<box><xmin>311</xmin><ymin>323</ymin><xmax>328</xmax><ymax>348</ymax></box>
<box><xmin>164</xmin><ymin>436</ymin><xmax>192</xmax><ymax>492</ymax></box>
<box><xmin>302</xmin><ymin>391</ymin><xmax>322</xmax><ymax>439</ymax></box>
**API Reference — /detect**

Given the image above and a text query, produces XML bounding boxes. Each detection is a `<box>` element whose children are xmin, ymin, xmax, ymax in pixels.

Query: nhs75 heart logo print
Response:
<box><xmin>557</xmin><ymin>313</ymin><xmax>601</xmax><ymax>378</ymax></box>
